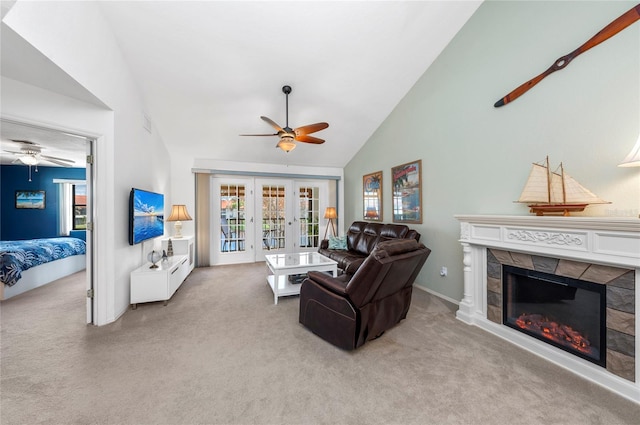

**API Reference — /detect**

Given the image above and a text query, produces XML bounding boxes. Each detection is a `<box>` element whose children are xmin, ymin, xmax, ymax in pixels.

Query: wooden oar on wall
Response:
<box><xmin>494</xmin><ymin>3</ymin><xmax>640</xmax><ymax>108</ymax></box>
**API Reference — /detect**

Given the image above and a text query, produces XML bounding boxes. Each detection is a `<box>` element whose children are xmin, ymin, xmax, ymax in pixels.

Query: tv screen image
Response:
<box><xmin>129</xmin><ymin>188</ymin><xmax>165</xmax><ymax>245</ymax></box>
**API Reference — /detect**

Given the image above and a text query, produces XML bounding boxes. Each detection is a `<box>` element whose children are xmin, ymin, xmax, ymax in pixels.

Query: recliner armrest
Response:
<box><xmin>306</xmin><ymin>271</ymin><xmax>349</xmax><ymax>296</ymax></box>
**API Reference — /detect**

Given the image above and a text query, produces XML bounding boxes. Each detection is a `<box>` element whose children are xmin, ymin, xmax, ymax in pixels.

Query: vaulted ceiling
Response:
<box><xmin>1</xmin><ymin>1</ymin><xmax>482</xmax><ymax>168</ymax></box>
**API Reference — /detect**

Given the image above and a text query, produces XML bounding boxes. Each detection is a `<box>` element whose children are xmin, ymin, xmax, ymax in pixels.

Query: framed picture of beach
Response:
<box><xmin>363</xmin><ymin>171</ymin><xmax>382</xmax><ymax>221</ymax></box>
<box><xmin>16</xmin><ymin>190</ymin><xmax>46</xmax><ymax>209</ymax></box>
<box><xmin>391</xmin><ymin>160</ymin><xmax>422</xmax><ymax>224</ymax></box>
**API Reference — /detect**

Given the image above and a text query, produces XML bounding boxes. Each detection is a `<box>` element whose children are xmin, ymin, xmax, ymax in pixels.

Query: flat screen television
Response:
<box><xmin>129</xmin><ymin>188</ymin><xmax>165</xmax><ymax>245</ymax></box>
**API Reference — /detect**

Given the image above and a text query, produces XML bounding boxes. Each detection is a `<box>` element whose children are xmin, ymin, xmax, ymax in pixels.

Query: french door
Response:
<box><xmin>211</xmin><ymin>177</ymin><xmax>255</xmax><ymax>264</ymax></box>
<box><xmin>211</xmin><ymin>177</ymin><xmax>328</xmax><ymax>265</ymax></box>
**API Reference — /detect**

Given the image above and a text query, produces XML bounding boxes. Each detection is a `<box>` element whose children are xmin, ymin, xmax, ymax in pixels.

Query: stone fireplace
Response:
<box><xmin>455</xmin><ymin>215</ymin><xmax>640</xmax><ymax>403</ymax></box>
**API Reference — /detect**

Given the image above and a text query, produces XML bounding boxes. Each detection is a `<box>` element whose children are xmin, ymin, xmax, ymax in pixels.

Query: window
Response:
<box><xmin>73</xmin><ymin>184</ymin><xmax>87</xmax><ymax>230</ymax></box>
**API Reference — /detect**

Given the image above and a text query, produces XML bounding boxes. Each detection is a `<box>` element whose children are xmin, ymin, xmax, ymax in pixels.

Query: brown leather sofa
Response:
<box><xmin>318</xmin><ymin>221</ymin><xmax>421</xmax><ymax>274</ymax></box>
<box><xmin>299</xmin><ymin>238</ymin><xmax>432</xmax><ymax>350</ymax></box>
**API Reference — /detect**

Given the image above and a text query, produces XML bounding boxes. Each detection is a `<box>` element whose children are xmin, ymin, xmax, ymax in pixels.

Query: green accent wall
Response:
<box><xmin>344</xmin><ymin>1</ymin><xmax>640</xmax><ymax>302</ymax></box>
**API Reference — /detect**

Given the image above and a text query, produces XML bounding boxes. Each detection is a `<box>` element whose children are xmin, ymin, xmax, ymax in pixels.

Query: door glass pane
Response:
<box><xmin>298</xmin><ymin>186</ymin><xmax>319</xmax><ymax>248</ymax></box>
<box><xmin>262</xmin><ymin>185</ymin><xmax>285</xmax><ymax>250</ymax></box>
<box><xmin>220</xmin><ymin>184</ymin><xmax>245</xmax><ymax>252</ymax></box>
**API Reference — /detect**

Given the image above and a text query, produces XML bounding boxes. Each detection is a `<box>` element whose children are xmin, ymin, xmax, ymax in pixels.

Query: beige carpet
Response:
<box><xmin>2</xmin><ymin>263</ymin><xmax>639</xmax><ymax>424</ymax></box>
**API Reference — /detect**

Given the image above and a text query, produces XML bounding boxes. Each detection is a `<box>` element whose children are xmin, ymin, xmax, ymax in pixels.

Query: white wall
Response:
<box><xmin>344</xmin><ymin>1</ymin><xmax>640</xmax><ymax>303</ymax></box>
<box><xmin>3</xmin><ymin>1</ymin><xmax>172</xmax><ymax>324</ymax></box>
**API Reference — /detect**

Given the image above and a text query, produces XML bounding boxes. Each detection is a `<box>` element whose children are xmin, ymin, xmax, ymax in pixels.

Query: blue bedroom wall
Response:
<box><xmin>1</xmin><ymin>165</ymin><xmax>86</xmax><ymax>240</ymax></box>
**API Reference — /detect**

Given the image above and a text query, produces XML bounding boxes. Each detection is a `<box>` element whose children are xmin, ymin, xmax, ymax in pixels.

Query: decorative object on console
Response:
<box><xmin>494</xmin><ymin>4</ymin><xmax>640</xmax><ymax>107</ymax></box>
<box><xmin>167</xmin><ymin>205</ymin><xmax>192</xmax><ymax>238</ymax></box>
<box><xmin>363</xmin><ymin>171</ymin><xmax>382</xmax><ymax>221</ymax></box>
<box><xmin>392</xmin><ymin>160</ymin><xmax>422</xmax><ymax>224</ymax></box>
<box><xmin>147</xmin><ymin>250</ymin><xmax>162</xmax><ymax>269</ymax></box>
<box><xmin>239</xmin><ymin>85</ymin><xmax>329</xmax><ymax>153</ymax></box>
<box><xmin>15</xmin><ymin>190</ymin><xmax>45</xmax><ymax>209</ymax></box>
<box><xmin>516</xmin><ymin>156</ymin><xmax>610</xmax><ymax>216</ymax></box>
<box><xmin>323</xmin><ymin>207</ymin><xmax>337</xmax><ymax>239</ymax></box>
<box><xmin>162</xmin><ymin>250</ymin><xmax>168</xmax><ymax>262</ymax></box>
<box><xmin>167</xmin><ymin>238</ymin><xmax>174</xmax><ymax>257</ymax></box>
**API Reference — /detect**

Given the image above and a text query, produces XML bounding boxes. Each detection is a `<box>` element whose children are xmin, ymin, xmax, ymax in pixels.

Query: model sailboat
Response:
<box><xmin>517</xmin><ymin>157</ymin><xmax>610</xmax><ymax>216</ymax></box>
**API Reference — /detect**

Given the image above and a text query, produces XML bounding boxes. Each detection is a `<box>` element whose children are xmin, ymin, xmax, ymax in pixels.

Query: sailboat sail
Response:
<box><xmin>517</xmin><ymin>157</ymin><xmax>610</xmax><ymax>215</ymax></box>
<box><xmin>518</xmin><ymin>163</ymin><xmax>551</xmax><ymax>203</ymax></box>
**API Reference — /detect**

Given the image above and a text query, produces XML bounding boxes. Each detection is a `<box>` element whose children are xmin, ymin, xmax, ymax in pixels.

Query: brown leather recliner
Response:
<box><xmin>299</xmin><ymin>238</ymin><xmax>432</xmax><ymax>350</ymax></box>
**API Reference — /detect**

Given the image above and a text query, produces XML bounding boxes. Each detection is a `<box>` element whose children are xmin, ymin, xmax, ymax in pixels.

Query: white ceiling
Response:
<box><xmin>1</xmin><ymin>1</ymin><xmax>482</xmax><ymax>168</ymax></box>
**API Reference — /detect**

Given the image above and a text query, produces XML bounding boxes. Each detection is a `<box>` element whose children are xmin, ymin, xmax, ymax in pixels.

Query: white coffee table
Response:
<box><xmin>265</xmin><ymin>252</ymin><xmax>338</xmax><ymax>304</ymax></box>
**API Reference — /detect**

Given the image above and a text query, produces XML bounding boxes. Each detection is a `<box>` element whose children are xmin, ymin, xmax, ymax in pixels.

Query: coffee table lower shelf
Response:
<box><xmin>265</xmin><ymin>252</ymin><xmax>338</xmax><ymax>304</ymax></box>
<box><xmin>266</xmin><ymin>274</ymin><xmax>303</xmax><ymax>302</ymax></box>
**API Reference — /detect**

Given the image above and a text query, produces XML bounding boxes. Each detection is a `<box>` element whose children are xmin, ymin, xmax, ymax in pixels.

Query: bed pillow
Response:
<box><xmin>328</xmin><ymin>235</ymin><xmax>348</xmax><ymax>250</ymax></box>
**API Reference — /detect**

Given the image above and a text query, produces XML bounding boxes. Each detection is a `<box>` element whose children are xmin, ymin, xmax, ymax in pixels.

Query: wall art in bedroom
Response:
<box><xmin>15</xmin><ymin>190</ymin><xmax>45</xmax><ymax>209</ymax></box>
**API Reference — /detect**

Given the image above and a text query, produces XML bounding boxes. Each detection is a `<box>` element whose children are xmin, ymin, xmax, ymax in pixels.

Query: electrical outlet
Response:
<box><xmin>440</xmin><ymin>266</ymin><xmax>447</xmax><ymax>277</ymax></box>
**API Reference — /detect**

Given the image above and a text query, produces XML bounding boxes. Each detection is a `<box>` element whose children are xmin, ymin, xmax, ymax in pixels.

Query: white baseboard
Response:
<box><xmin>413</xmin><ymin>284</ymin><xmax>460</xmax><ymax>306</ymax></box>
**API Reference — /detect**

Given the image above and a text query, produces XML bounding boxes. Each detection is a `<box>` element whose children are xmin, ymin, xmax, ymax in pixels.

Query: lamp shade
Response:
<box><xmin>324</xmin><ymin>207</ymin><xmax>337</xmax><ymax>219</ymax></box>
<box><xmin>167</xmin><ymin>205</ymin><xmax>192</xmax><ymax>221</ymax></box>
<box><xmin>619</xmin><ymin>135</ymin><xmax>640</xmax><ymax>167</ymax></box>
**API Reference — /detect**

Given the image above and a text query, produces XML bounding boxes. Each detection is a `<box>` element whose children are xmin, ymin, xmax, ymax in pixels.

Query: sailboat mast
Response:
<box><xmin>560</xmin><ymin>162</ymin><xmax>567</xmax><ymax>204</ymax></box>
<box><xmin>545</xmin><ymin>156</ymin><xmax>551</xmax><ymax>204</ymax></box>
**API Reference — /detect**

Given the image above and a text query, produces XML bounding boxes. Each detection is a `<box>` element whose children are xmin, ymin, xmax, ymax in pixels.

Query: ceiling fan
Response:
<box><xmin>2</xmin><ymin>140</ymin><xmax>75</xmax><ymax>181</ymax></box>
<box><xmin>240</xmin><ymin>85</ymin><xmax>329</xmax><ymax>152</ymax></box>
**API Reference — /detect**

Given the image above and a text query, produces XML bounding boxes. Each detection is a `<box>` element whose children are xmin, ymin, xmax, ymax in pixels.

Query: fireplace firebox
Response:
<box><xmin>502</xmin><ymin>265</ymin><xmax>607</xmax><ymax>367</ymax></box>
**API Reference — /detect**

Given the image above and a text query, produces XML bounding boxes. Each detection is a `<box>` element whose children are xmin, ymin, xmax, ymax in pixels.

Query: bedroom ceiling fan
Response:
<box><xmin>240</xmin><ymin>85</ymin><xmax>329</xmax><ymax>152</ymax></box>
<box><xmin>3</xmin><ymin>140</ymin><xmax>75</xmax><ymax>181</ymax></box>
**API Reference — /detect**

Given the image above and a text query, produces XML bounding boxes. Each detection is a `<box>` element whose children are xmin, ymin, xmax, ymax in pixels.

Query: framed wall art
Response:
<box><xmin>392</xmin><ymin>160</ymin><xmax>422</xmax><ymax>224</ymax></box>
<box><xmin>16</xmin><ymin>190</ymin><xmax>46</xmax><ymax>209</ymax></box>
<box><xmin>363</xmin><ymin>171</ymin><xmax>382</xmax><ymax>221</ymax></box>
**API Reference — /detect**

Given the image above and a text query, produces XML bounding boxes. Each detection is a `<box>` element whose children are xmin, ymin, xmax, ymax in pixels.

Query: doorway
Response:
<box><xmin>0</xmin><ymin>119</ymin><xmax>96</xmax><ymax>323</ymax></box>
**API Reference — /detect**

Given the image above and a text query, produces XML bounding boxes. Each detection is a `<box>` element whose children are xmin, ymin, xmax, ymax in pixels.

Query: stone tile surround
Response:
<box><xmin>486</xmin><ymin>248</ymin><xmax>635</xmax><ymax>382</ymax></box>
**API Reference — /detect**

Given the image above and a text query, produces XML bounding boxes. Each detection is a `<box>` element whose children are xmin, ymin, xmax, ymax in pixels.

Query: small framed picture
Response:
<box><xmin>16</xmin><ymin>190</ymin><xmax>46</xmax><ymax>209</ymax></box>
<box><xmin>392</xmin><ymin>160</ymin><xmax>422</xmax><ymax>223</ymax></box>
<box><xmin>363</xmin><ymin>171</ymin><xmax>382</xmax><ymax>221</ymax></box>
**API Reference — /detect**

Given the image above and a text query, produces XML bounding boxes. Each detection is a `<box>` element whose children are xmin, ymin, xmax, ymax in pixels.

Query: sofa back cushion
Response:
<box><xmin>346</xmin><ymin>222</ymin><xmax>381</xmax><ymax>256</ymax></box>
<box><xmin>379</xmin><ymin>224</ymin><xmax>409</xmax><ymax>242</ymax></box>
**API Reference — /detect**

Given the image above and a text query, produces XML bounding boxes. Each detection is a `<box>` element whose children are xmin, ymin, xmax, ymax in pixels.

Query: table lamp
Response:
<box><xmin>167</xmin><ymin>204</ymin><xmax>192</xmax><ymax>238</ymax></box>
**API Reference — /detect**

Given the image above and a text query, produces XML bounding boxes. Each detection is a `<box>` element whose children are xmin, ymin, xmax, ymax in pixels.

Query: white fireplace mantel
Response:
<box><xmin>454</xmin><ymin>215</ymin><xmax>640</xmax><ymax>403</ymax></box>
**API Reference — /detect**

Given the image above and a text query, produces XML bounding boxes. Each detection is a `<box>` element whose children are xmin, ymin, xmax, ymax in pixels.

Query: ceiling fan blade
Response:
<box><xmin>41</xmin><ymin>154</ymin><xmax>75</xmax><ymax>163</ymax></box>
<box><xmin>9</xmin><ymin>139</ymin><xmax>39</xmax><ymax>146</ymax></box>
<box><xmin>2</xmin><ymin>150</ymin><xmax>22</xmax><ymax>155</ymax></box>
<box><xmin>239</xmin><ymin>133</ymin><xmax>279</xmax><ymax>137</ymax></box>
<box><xmin>295</xmin><ymin>134</ymin><xmax>325</xmax><ymax>144</ymax></box>
<box><xmin>260</xmin><ymin>116</ymin><xmax>284</xmax><ymax>133</ymax></box>
<box><xmin>294</xmin><ymin>122</ymin><xmax>329</xmax><ymax>136</ymax></box>
<box><xmin>40</xmin><ymin>157</ymin><xmax>74</xmax><ymax>166</ymax></box>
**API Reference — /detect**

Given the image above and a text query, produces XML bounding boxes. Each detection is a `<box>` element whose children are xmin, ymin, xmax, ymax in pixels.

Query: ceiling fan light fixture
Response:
<box><xmin>277</xmin><ymin>137</ymin><xmax>296</xmax><ymax>153</ymax></box>
<box><xmin>18</xmin><ymin>154</ymin><xmax>39</xmax><ymax>165</ymax></box>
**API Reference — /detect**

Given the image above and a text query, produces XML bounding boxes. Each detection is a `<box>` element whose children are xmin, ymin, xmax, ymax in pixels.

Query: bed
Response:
<box><xmin>0</xmin><ymin>237</ymin><xmax>86</xmax><ymax>300</ymax></box>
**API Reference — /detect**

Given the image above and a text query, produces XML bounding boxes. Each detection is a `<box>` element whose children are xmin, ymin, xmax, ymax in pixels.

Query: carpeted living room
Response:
<box><xmin>2</xmin><ymin>0</ymin><xmax>640</xmax><ymax>423</ymax></box>
<box><xmin>3</xmin><ymin>266</ymin><xmax>640</xmax><ymax>424</ymax></box>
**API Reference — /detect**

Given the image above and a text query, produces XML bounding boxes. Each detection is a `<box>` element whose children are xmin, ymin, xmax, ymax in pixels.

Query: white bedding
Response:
<box><xmin>1</xmin><ymin>254</ymin><xmax>86</xmax><ymax>300</ymax></box>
